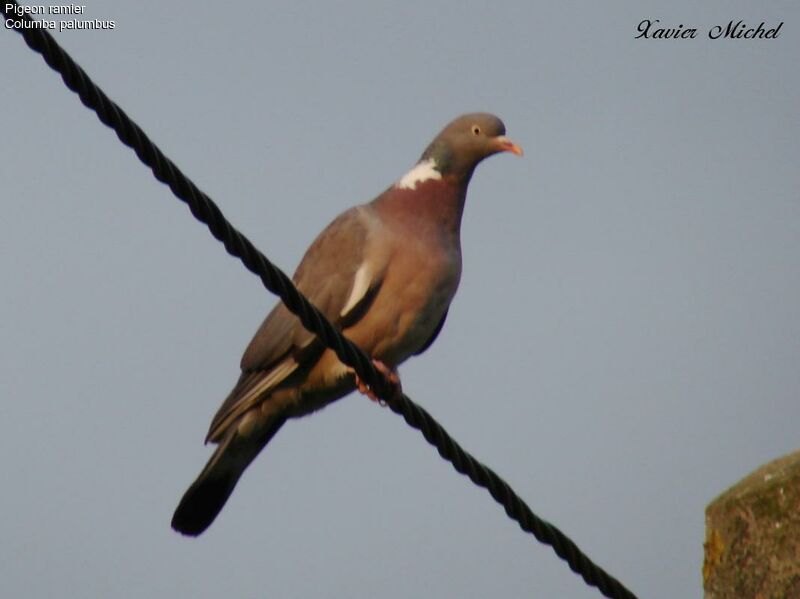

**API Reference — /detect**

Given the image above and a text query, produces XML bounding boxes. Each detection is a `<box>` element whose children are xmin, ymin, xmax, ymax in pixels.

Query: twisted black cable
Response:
<box><xmin>3</xmin><ymin>6</ymin><xmax>638</xmax><ymax>599</ymax></box>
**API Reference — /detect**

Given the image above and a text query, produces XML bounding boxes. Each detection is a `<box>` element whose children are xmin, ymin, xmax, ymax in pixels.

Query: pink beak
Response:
<box><xmin>492</xmin><ymin>135</ymin><xmax>524</xmax><ymax>156</ymax></box>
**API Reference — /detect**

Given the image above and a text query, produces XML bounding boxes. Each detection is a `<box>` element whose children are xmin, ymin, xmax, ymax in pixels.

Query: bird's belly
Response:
<box><xmin>346</xmin><ymin>246</ymin><xmax>460</xmax><ymax>366</ymax></box>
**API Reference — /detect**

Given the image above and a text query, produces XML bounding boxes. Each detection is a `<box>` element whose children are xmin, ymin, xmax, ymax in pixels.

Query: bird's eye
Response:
<box><xmin>471</xmin><ymin>125</ymin><xmax>481</xmax><ymax>136</ymax></box>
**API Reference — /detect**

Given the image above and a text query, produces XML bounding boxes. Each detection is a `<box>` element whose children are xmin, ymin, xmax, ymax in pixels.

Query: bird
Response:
<box><xmin>171</xmin><ymin>113</ymin><xmax>522</xmax><ymax>536</ymax></box>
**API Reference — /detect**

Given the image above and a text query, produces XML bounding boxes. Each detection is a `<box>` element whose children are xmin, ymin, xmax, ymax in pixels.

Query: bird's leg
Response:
<box><xmin>352</xmin><ymin>360</ymin><xmax>402</xmax><ymax>406</ymax></box>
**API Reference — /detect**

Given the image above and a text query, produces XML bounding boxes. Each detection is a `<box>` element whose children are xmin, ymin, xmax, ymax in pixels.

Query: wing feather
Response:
<box><xmin>207</xmin><ymin>205</ymin><xmax>386</xmax><ymax>441</ymax></box>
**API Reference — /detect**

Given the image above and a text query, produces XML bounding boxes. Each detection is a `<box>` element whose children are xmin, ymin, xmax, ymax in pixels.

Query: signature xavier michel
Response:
<box><xmin>636</xmin><ymin>19</ymin><xmax>783</xmax><ymax>40</ymax></box>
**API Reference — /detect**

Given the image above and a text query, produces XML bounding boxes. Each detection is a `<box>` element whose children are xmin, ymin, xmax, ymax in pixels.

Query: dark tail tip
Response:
<box><xmin>172</xmin><ymin>416</ymin><xmax>286</xmax><ymax>536</ymax></box>
<box><xmin>171</xmin><ymin>475</ymin><xmax>235</xmax><ymax>536</ymax></box>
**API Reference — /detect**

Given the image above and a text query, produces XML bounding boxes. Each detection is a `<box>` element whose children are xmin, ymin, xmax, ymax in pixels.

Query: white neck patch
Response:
<box><xmin>395</xmin><ymin>158</ymin><xmax>442</xmax><ymax>190</ymax></box>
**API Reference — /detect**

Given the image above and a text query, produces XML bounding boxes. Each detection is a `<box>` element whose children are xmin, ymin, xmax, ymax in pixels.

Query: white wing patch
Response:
<box><xmin>340</xmin><ymin>262</ymin><xmax>372</xmax><ymax>318</ymax></box>
<box><xmin>395</xmin><ymin>159</ymin><xmax>442</xmax><ymax>190</ymax></box>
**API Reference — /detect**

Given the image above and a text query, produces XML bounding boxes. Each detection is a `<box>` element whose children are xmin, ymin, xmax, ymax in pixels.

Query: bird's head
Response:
<box><xmin>420</xmin><ymin>113</ymin><xmax>523</xmax><ymax>180</ymax></box>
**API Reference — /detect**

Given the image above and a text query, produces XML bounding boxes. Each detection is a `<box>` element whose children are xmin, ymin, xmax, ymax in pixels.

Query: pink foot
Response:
<box><xmin>353</xmin><ymin>360</ymin><xmax>402</xmax><ymax>406</ymax></box>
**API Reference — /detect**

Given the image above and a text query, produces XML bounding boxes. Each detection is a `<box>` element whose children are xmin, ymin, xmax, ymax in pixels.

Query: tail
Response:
<box><xmin>171</xmin><ymin>416</ymin><xmax>286</xmax><ymax>536</ymax></box>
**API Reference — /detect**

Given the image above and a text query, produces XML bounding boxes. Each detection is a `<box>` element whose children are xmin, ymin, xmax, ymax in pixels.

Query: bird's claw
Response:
<box><xmin>353</xmin><ymin>360</ymin><xmax>402</xmax><ymax>406</ymax></box>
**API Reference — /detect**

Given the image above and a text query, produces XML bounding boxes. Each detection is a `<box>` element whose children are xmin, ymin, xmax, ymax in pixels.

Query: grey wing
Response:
<box><xmin>206</xmin><ymin>206</ymin><xmax>385</xmax><ymax>441</ymax></box>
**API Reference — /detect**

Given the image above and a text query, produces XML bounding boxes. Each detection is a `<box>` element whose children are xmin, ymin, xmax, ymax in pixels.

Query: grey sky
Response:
<box><xmin>2</xmin><ymin>2</ymin><xmax>798</xmax><ymax>597</ymax></box>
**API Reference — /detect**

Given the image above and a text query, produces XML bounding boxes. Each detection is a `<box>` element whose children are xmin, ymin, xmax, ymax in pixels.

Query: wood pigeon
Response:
<box><xmin>172</xmin><ymin>113</ymin><xmax>522</xmax><ymax>536</ymax></box>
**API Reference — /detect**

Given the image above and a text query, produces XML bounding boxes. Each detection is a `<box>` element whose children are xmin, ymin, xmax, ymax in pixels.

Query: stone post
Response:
<box><xmin>704</xmin><ymin>450</ymin><xmax>800</xmax><ymax>598</ymax></box>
